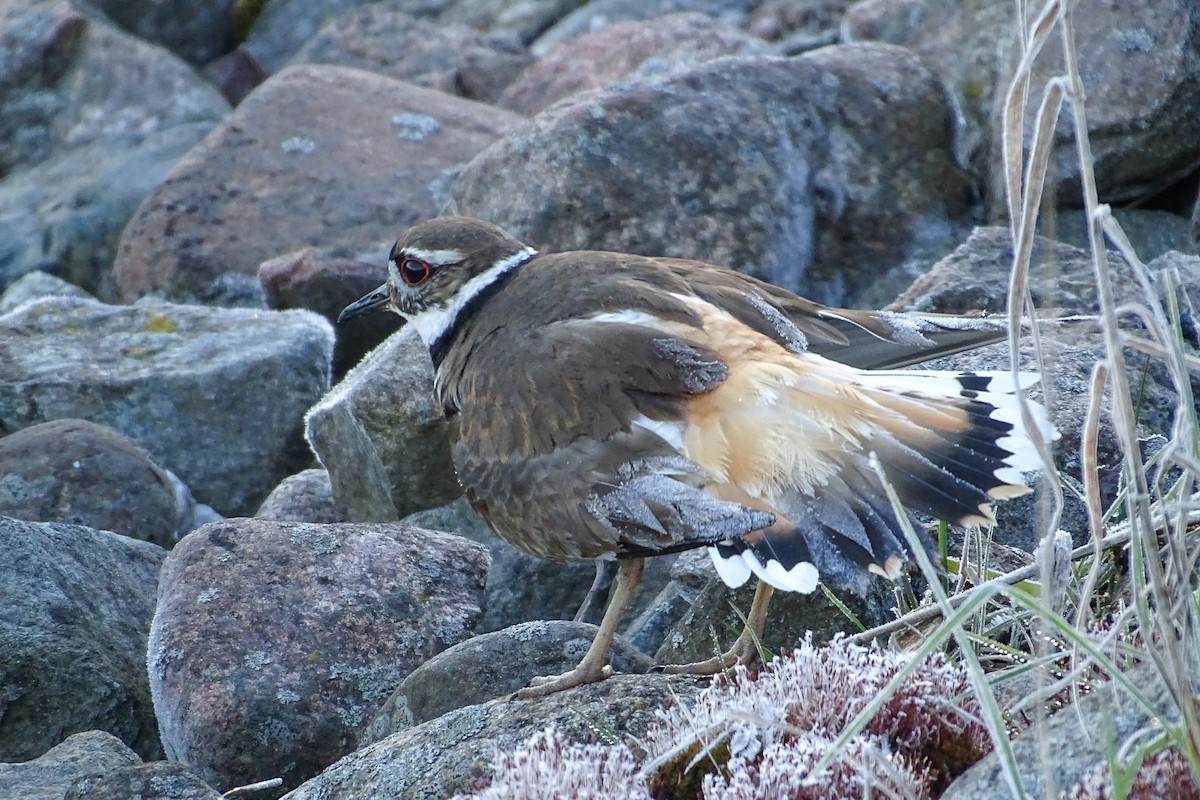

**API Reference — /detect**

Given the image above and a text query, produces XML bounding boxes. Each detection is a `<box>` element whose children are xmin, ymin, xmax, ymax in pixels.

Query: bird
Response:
<box><xmin>339</xmin><ymin>216</ymin><xmax>1057</xmax><ymax>698</ymax></box>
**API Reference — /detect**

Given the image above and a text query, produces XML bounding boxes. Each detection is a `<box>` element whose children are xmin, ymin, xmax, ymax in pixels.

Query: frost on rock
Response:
<box><xmin>461</xmin><ymin>637</ymin><xmax>991</xmax><ymax>799</ymax></box>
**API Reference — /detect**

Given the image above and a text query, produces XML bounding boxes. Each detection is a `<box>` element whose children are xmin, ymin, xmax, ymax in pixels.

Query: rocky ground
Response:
<box><xmin>1</xmin><ymin>0</ymin><xmax>1198</xmax><ymax>798</ymax></box>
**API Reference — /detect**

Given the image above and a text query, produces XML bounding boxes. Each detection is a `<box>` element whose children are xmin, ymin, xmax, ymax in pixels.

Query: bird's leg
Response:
<box><xmin>572</xmin><ymin>559</ymin><xmax>611</xmax><ymax>623</ymax></box>
<box><xmin>519</xmin><ymin>557</ymin><xmax>645</xmax><ymax>699</ymax></box>
<box><xmin>659</xmin><ymin>579</ymin><xmax>775</xmax><ymax>675</ymax></box>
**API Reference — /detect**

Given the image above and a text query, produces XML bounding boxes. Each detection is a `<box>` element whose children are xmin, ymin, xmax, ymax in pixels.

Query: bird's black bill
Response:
<box><xmin>338</xmin><ymin>285</ymin><xmax>390</xmax><ymax>323</ymax></box>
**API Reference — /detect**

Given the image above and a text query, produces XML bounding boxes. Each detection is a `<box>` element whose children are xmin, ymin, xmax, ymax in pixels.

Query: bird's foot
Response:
<box><xmin>656</xmin><ymin>631</ymin><xmax>761</xmax><ymax>676</ymax></box>
<box><xmin>517</xmin><ymin>663</ymin><xmax>613</xmax><ymax>699</ymax></box>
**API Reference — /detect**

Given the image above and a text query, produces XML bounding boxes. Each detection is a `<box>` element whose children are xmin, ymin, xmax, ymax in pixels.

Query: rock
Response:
<box><xmin>1148</xmin><ymin>250</ymin><xmax>1200</xmax><ymax>348</ymax></box>
<box><xmin>448</xmin><ymin>43</ymin><xmax>973</xmax><ymax>307</ymax></box>
<box><xmin>149</xmin><ymin>519</ymin><xmax>489</xmax><ymax>795</ymax></box>
<box><xmin>843</xmin><ymin>0</ymin><xmax>1015</xmax><ymax>184</ymax></box>
<box><xmin>0</xmin><ymin>418</ymin><xmax>208</xmax><ymax>548</ymax></box>
<box><xmin>0</xmin><ymin>519</ymin><xmax>166</xmax><ymax>761</ymax></box>
<box><xmin>942</xmin><ymin>663</ymin><xmax>1187</xmax><ymax>798</ymax></box>
<box><xmin>65</xmin><ymin>761</ymin><xmax>221</xmax><ymax>800</ymax></box>
<box><xmin>257</xmin><ymin>244</ymin><xmax>402</xmax><ymax>379</ymax></box>
<box><xmin>623</xmin><ymin>549</ymin><xmax>713</xmax><ymax>653</ymax></box>
<box><xmin>0</xmin><ymin>295</ymin><xmax>334</xmax><ymax>515</ymax></box>
<box><xmin>989</xmin><ymin>0</ymin><xmax>1200</xmax><ymax>207</ymax></box>
<box><xmin>437</xmin><ymin>0</ymin><xmax>579</xmax><ymax>45</ymax></box>
<box><xmin>744</xmin><ymin>0</ymin><xmax>850</xmax><ymax>51</ymax></box>
<box><xmin>0</xmin><ymin>270</ymin><xmax>93</xmax><ymax>314</ymax></box>
<box><xmin>365</xmin><ymin>620</ymin><xmax>655</xmax><ymax>743</ymax></box>
<box><xmin>0</xmin><ymin>731</ymin><xmax>141</xmax><ymax>800</ymax></box>
<box><xmin>244</xmin><ymin>0</ymin><xmax>446</xmax><ymax>72</ymax></box>
<box><xmin>498</xmin><ymin>12</ymin><xmax>770</xmax><ymax>116</ymax></box>
<box><xmin>201</xmin><ymin>47</ymin><xmax>271</xmax><ymax>107</ymax></box>
<box><xmin>80</xmin><ymin>0</ymin><xmax>235</xmax><ymax>67</ymax></box>
<box><xmin>283</xmin><ymin>673</ymin><xmax>706</xmax><ymax>800</ymax></box>
<box><xmin>290</xmin><ymin>4</ymin><xmax>533</xmax><ymax>104</ymax></box>
<box><xmin>846</xmin><ymin>0</ymin><xmax>1200</xmax><ymax>209</ymax></box>
<box><xmin>256</xmin><ymin>468</ymin><xmax>347</xmax><ymax>523</ymax></box>
<box><xmin>654</xmin><ymin>566</ymin><xmax>894</xmax><ymax>667</ymax></box>
<box><xmin>404</xmin><ymin>497</ymin><xmax>679</xmax><ymax>636</ymax></box>
<box><xmin>533</xmin><ymin>0</ymin><xmax>758</xmax><ymax>53</ymax></box>
<box><xmin>1039</xmin><ymin>207</ymin><xmax>1198</xmax><ymax>261</ymax></box>
<box><xmin>307</xmin><ymin>327</ymin><xmax>460</xmax><ymax>522</ymax></box>
<box><xmin>112</xmin><ymin>64</ymin><xmax>523</xmax><ymax>304</ymax></box>
<box><xmin>0</xmin><ymin>1</ymin><xmax>228</xmax><ymax>298</ymax></box>
<box><xmin>405</xmin><ymin>498</ymin><xmax>596</xmax><ymax>631</ymax></box>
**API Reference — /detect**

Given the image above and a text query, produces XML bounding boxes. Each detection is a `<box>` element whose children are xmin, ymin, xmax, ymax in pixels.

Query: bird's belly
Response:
<box><xmin>454</xmin><ymin>443</ymin><xmax>627</xmax><ymax>562</ymax></box>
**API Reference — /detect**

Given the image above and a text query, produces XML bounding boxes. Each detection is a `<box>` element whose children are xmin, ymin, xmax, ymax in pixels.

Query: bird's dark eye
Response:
<box><xmin>399</xmin><ymin>257</ymin><xmax>432</xmax><ymax>286</ymax></box>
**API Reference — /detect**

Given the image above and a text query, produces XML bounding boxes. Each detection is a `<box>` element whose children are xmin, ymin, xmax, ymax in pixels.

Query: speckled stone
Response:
<box><xmin>148</xmin><ymin>519</ymin><xmax>489</xmax><ymax>795</ymax></box>
<box><xmin>112</xmin><ymin>64</ymin><xmax>522</xmax><ymax>304</ymax></box>
<box><xmin>285</xmin><ymin>673</ymin><xmax>706</xmax><ymax>800</ymax></box>
<box><xmin>449</xmin><ymin>43</ymin><xmax>974</xmax><ymax>307</ymax></box>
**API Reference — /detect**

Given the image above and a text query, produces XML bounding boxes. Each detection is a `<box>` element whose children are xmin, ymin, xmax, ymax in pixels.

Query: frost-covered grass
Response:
<box><xmin>465</xmin><ymin>638</ymin><xmax>989</xmax><ymax>799</ymax></box>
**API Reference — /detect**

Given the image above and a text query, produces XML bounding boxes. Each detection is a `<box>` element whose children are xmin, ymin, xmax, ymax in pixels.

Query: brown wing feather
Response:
<box><xmin>654</xmin><ymin>256</ymin><xmax>1008</xmax><ymax>370</ymax></box>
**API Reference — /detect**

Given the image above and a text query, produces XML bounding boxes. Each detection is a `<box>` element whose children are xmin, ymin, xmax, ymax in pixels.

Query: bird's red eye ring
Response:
<box><xmin>399</xmin><ymin>257</ymin><xmax>432</xmax><ymax>286</ymax></box>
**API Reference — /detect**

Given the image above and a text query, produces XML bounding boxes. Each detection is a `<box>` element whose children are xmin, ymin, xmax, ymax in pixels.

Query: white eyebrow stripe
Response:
<box><xmin>401</xmin><ymin>247</ymin><xmax>465</xmax><ymax>265</ymax></box>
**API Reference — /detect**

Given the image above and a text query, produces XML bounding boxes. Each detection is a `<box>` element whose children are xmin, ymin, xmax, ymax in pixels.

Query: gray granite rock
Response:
<box><xmin>533</xmin><ymin>0</ymin><xmax>759</xmax><ymax>53</ymax></box>
<box><xmin>290</xmin><ymin>4</ymin><xmax>532</xmax><ymax>104</ymax></box>
<box><xmin>1040</xmin><ymin>207</ymin><xmax>1198</xmax><ymax>261</ymax></box>
<box><xmin>843</xmin><ymin>0</ymin><xmax>1015</xmax><ymax>184</ymax></box>
<box><xmin>0</xmin><ymin>519</ymin><xmax>167</xmax><ymax>761</ymax></box>
<box><xmin>364</xmin><ymin>620</ymin><xmax>654</xmax><ymax>744</ymax></box>
<box><xmin>149</xmin><ymin>519</ymin><xmax>489</xmax><ymax>795</ymax></box>
<box><xmin>991</xmin><ymin>0</ymin><xmax>1200</xmax><ymax>207</ymax></box>
<box><xmin>0</xmin><ymin>270</ymin><xmax>93</xmax><ymax>314</ymax></box>
<box><xmin>744</xmin><ymin>0</ymin><xmax>850</xmax><ymax>51</ymax></box>
<box><xmin>257</xmin><ymin>243</ymin><xmax>401</xmax><ymax>379</ymax></box>
<box><xmin>0</xmin><ymin>1</ymin><xmax>228</xmax><ymax>298</ymax></box>
<box><xmin>307</xmin><ymin>327</ymin><xmax>460</xmax><ymax>522</ymax></box>
<box><xmin>284</xmin><ymin>674</ymin><xmax>706</xmax><ymax>800</ymax></box>
<box><xmin>404</xmin><ymin>497</ymin><xmax>679</xmax><ymax>637</ymax></box>
<box><xmin>0</xmin><ymin>419</ymin><xmax>210</xmax><ymax>548</ymax></box>
<box><xmin>943</xmin><ymin>663</ymin><xmax>1191</xmax><ymax>799</ymax></box>
<box><xmin>65</xmin><ymin>761</ymin><xmax>221</xmax><ymax>800</ymax></box>
<box><xmin>112</xmin><ymin>64</ymin><xmax>522</xmax><ymax>304</ymax></box>
<box><xmin>0</xmin><ymin>295</ymin><xmax>334</xmax><ymax>515</ymax></box>
<box><xmin>498</xmin><ymin>12</ymin><xmax>770</xmax><ymax>116</ymax></box>
<box><xmin>449</xmin><ymin>43</ymin><xmax>974</xmax><ymax>307</ymax></box>
<box><xmin>245</xmin><ymin>0</ymin><xmax>450</xmax><ymax>72</ymax></box>
<box><xmin>847</xmin><ymin>0</ymin><xmax>1200</xmax><ymax>210</ymax></box>
<box><xmin>79</xmin><ymin>0</ymin><xmax>235</xmax><ymax>67</ymax></box>
<box><xmin>256</xmin><ymin>468</ymin><xmax>347</xmax><ymax>523</ymax></box>
<box><xmin>0</xmin><ymin>731</ymin><xmax>141</xmax><ymax>800</ymax></box>
<box><xmin>437</xmin><ymin>0</ymin><xmax>579</xmax><ymax>44</ymax></box>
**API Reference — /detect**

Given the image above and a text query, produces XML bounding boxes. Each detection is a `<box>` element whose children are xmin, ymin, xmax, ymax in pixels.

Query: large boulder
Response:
<box><xmin>0</xmin><ymin>520</ymin><xmax>166</xmax><ymax>761</ymax></box>
<box><xmin>0</xmin><ymin>295</ymin><xmax>334</xmax><ymax>515</ymax></box>
<box><xmin>149</xmin><ymin>519</ymin><xmax>489</xmax><ymax>795</ymax></box>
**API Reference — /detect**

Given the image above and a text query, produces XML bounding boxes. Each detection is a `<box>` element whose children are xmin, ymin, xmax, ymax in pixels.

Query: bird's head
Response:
<box><xmin>338</xmin><ymin>217</ymin><xmax>536</xmax><ymax>332</ymax></box>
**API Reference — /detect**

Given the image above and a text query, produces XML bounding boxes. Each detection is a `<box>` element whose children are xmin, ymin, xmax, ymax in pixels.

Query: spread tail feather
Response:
<box><xmin>709</xmin><ymin>369</ymin><xmax>1058</xmax><ymax>594</ymax></box>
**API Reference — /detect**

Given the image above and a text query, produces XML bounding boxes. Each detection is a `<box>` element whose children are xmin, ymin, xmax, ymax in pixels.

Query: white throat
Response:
<box><xmin>404</xmin><ymin>246</ymin><xmax>537</xmax><ymax>349</ymax></box>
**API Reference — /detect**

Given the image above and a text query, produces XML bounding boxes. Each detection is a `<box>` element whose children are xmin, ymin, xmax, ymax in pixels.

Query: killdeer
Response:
<box><xmin>340</xmin><ymin>217</ymin><xmax>1056</xmax><ymax>698</ymax></box>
